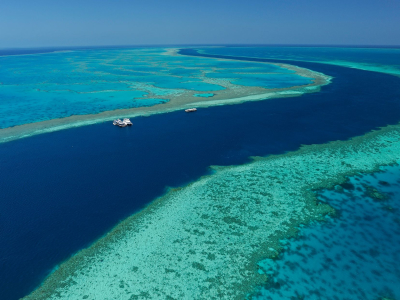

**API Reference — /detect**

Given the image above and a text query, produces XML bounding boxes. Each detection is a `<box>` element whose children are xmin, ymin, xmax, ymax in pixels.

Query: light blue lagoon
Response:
<box><xmin>193</xmin><ymin>93</ymin><xmax>214</xmax><ymax>97</ymax></box>
<box><xmin>206</xmin><ymin>72</ymin><xmax>312</xmax><ymax>89</ymax></box>
<box><xmin>0</xmin><ymin>47</ymin><xmax>318</xmax><ymax>130</ymax></box>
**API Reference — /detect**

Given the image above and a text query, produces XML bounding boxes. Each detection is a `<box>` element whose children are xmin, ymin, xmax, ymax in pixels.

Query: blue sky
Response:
<box><xmin>0</xmin><ymin>0</ymin><xmax>399</xmax><ymax>48</ymax></box>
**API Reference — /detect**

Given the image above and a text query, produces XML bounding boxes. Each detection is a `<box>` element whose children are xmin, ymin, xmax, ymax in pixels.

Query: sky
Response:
<box><xmin>0</xmin><ymin>0</ymin><xmax>399</xmax><ymax>48</ymax></box>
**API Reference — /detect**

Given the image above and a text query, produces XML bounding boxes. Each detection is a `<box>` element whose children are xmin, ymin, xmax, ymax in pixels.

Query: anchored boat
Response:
<box><xmin>123</xmin><ymin>118</ymin><xmax>133</xmax><ymax>125</ymax></box>
<box><xmin>185</xmin><ymin>108</ymin><xmax>197</xmax><ymax>113</ymax></box>
<box><xmin>113</xmin><ymin>118</ymin><xmax>132</xmax><ymax>127</ymax></box>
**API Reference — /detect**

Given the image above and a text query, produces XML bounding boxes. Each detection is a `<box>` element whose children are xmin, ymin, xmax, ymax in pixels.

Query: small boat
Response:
<box><xmin>185</xmin><ymin>108</ymin><xmax>197</xmax><ymax>113</ymax></box>
<box><xmin>113</xmin><ymin>119</ymin><xmax>129</xmax><ymax>127</ymax></box>
<box><xmin>123</xmin><ymin>118</ymin><xmax>133</xmax><ymax>125</ymax></box>
<box><xmin>113</xmin><ymin>119</ymin><xmax>122</xmax><ymax>126</ymax></box>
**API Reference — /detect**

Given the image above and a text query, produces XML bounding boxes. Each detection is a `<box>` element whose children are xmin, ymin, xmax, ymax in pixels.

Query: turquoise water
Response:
<box><xmin>199</xmin><ymin>46</ymin><xmax>400</xmax><ymax>76</ymax></box>
<box><xmin>168</xmin><ymin>68</ymin><xmax>203</xmax><ymax>76</ymax></box>
<box><xmin>206</xmin><ymin>72</ymin><xmax>312</xmax><ymax>88</ymax></box>
<box><xmin>255</xmin><ymin>165</ymin><xmax>400</xmax><ymax>300</ymax></box>
<box><xmin>0</xmin><ymin>47</ymin><xmax>311</xmax><ymax>129</ymax></box>
<box><xmin>147</xmin><ymin>76</ymin><xmax>224</xmax><ymax>91</ymax></box>
<box><xmin>203</xmin><ymin>60</ymin><xmax>294</xmax><ymax>72</ymax></box>
<box><xmin>193</xmin><ymin>93</ymin><xmax>214</xmax><ymax>97</ymax></box>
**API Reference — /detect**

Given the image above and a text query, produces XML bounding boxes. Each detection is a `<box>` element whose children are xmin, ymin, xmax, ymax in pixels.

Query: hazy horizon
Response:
<box><xmin>1</xmin><ymin>43</ymin><xmax>400</xmax><ymax>51</ymax></box>
<box><xmin>1</xmin><ymin>0</ymin><xmax>399</xmax><ymax>48</ymax></box>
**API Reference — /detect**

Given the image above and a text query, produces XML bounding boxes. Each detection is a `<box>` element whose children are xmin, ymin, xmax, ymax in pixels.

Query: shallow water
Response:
<box><xmin>193</xmin><ymin>93</ymin><xmax>214</xmax><ymax>97</ymax></box>
<box><xmin>0</xmin><ymin>47</ymin><xmax>306</xmax><ymax>129</ymax></box>
<box><xmin>199</xmin><ymin>46</ymin><xmax>400</xmax><ymax>76</ymax></box>
<box><xmin>206</xmin><ymin>72</ymin><xmax>312</xmax><ymax>88</ymax></box>
<box><xmin>255</xmin><ymin>165</ymin><xmax>400</xmax><ymax>300</ymax></box>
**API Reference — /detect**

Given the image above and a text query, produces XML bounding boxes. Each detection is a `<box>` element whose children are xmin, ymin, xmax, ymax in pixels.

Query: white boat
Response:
<box><xmin>185</xmin><ymin>108</ymin><xmax>197</xmax><ymax>113</ymax></box>
<box><xmin>113</xmin><ymin>119</ymin><xmax>129</xmax><ymax>127</ymax></box>
<box><xmin>113</xmin><ymin>119</ymin><xmax>122</xmax><ymax>126</ymax></box>
<box><xmin>123</xmin><ymin>118</ymin><xmax>132</xmax><ymax>125</ymax></box>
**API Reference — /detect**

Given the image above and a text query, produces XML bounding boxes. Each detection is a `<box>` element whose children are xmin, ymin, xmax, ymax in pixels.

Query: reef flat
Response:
<box><xmin>26</xmin><ymin>120</ymin><xmax>400</xmax><ymax>299</ymax></box>
<box><xmin>255</xmin><ymin>164</ymin><xmax>400</xmax><ymax>299</ymax></box>
<box><xmin>0</xmin><ymin>48</ymin><xmax>329</xmax><ymax>143</ymax></box>
<box><xmin>198</xmin><ymin>46</ymin><xmax>400</xmax><ymax>77</ymax></box>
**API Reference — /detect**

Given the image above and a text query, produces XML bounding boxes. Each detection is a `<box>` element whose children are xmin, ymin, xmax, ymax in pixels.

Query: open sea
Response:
<box><xmin>1</xmin><ymin>46</ymin><xmax>400</xmax><ymax>299</ymax></box>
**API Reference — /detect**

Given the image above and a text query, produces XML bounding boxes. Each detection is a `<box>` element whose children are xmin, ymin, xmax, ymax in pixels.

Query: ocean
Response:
<box><xmin>0</xmin><ymin>46</ymin><xmax>399</xmax><ymax>299</ymax></box>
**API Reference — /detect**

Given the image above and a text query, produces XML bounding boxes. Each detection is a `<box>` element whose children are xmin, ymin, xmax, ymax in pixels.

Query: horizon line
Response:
<box><xmin>1</xmin><ymin>43</ymin><xmax>400</xmax><ymax>51</ymax></box>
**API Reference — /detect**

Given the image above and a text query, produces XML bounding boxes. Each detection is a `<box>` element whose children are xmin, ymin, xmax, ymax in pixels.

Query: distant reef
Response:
<box><xmin>0</xmin><ymin>48</ymin><xmax>329</xmax><ymax>144</ymax></box>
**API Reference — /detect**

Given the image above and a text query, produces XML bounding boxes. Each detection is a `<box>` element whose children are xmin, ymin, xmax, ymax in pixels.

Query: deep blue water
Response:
<box><xmin>1</xmin><ymin>47</ymin><xmax>400</xmax><ymax>299</ymax></box>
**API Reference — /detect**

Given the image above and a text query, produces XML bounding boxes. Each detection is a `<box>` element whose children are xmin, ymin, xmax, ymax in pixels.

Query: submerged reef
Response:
<box><xmin>0</xmin><ymin>48</ymin><xmax>329</xmax><ymax>144</ymax></box>
<box><xmin>362</xmin><ymin>183</ymin><xmax>389</xmax><ymax>201</ymax></box>
<box><xmin>254</xmin><ymin>165</ymin><xmax>400</xmax><ymax>299</ymax></box>
<box><xmin>197</xmin><ymin>47</ymin><xmax>400</xmax><ymax>77</ymax></box>
<box><xmin>26</xmin><ymin>122</ymin><xmax>400</xmax><ymax>299</ymax></box>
